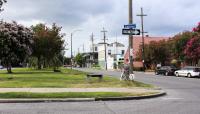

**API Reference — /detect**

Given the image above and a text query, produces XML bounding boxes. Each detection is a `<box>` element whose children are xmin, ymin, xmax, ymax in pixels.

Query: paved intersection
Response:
<box><xmin>0</xmin><ymin>69</ymin><xmax>200</xmax><ymax>114</ymax></box>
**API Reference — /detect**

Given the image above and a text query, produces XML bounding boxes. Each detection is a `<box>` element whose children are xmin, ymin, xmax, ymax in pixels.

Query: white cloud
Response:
<box><xmin>1</xmin><ymin>0</ymin><xmax>200</xmax><ymax>56</ymax></box>
<box><xmin>18</xmin><ymin>20</ymin><xmax>45</xmax><ymax>27</ymax></box>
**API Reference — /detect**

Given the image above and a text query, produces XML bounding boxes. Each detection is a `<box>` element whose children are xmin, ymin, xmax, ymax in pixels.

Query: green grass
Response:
<box><xmin>0</xmin><ymin>68</ymin><xmax>153</xmax><ymax>88</ymax></box>
<box><xmin>0</xmin><ymin>92</ymin><xmax>158</xmax><ymax>98</ymax></box>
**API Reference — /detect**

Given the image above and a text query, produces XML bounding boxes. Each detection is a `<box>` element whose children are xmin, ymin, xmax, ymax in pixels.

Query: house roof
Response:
<box><xmin>110</xmin><ymin>42</ymin><xmax>125</xmax><ymax>47</ymax></box>
<box><xmin>98</xmin><ymin>42</ymin><xmax>125</xmax><ymax>47</ymax></box>
<box><xmin>124</xmin><ymin>36</ymin><xmax>170</xmax><ymax>67</ymax></box>
<box><xmin>132</xmin><ymin>36</ymin><xmax>169</xmax><ymax>55</ymax></box>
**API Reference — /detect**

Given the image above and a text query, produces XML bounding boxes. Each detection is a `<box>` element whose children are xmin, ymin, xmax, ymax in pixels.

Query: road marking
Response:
<box><xmin>162</xmin><ymin>97</ymin><xmax>184</xmax><ymax>100</ymax></box>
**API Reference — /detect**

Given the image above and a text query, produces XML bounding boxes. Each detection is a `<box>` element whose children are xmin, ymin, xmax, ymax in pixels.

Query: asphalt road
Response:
<box><xmin>0</xmin><ymin>68</ymin><xmax>200</xmax><ymax>114</ymax></box>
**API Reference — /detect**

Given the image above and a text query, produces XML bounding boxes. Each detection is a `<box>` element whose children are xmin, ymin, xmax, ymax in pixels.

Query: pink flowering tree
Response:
<box><xmin>193</xmin><ymin>22</ymin><xmax>200</xmax><ymax>33</ymax></box>
<box><xmin>0</xmin><ymin>21</ymin><xmax>33</xmax><ymax>73</ymax></box>
<box><xmin>184</xmin><ymin>22</ymin><xmax>200</xmax><ymax>65</ymax></box>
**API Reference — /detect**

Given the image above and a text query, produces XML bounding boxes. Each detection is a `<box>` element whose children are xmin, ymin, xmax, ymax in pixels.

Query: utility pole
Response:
<box><xmin>137</xmin><ymin>7</ymin><xmax>147</xmax><ymax>71</ymax></box>
<box><xmin>129</xmin><ymin>0</ymin><xmax>134</xmax><ymax>74</ymax></box>
<box><xmin>71</xmin><ymin>33</ymin><xmax>73</xmax><ymax>69</ymax></box>
<box><xmin>70</xmin><ymin>29</ymin><xmax>81</xmax><ymax>69</ymax></box>
<box><xmin>101</xmin><ymin>28</ymin><xmax>108</xmax><ymax>70</ymax></box>
<box><xmin>90</xmin><ymin>33</ymin><xmax>95</xmax><ymax>65</ymax></box>
<box><xmin>114</xmin><ymin>35</ymin><xmax>118</xmax><ymax>69</ymax></box>
<box><xmin>78</xmin><ymin>48</ymin><xmax>80</xmax><ymax>54</ymax></box>
<box><xmin>115</xmin><ymin>35</ymin><xmax>118</xmax><ymax>55</ymax></box>
<box><xmin>82</xmin><ymin>44</ymin><xmax>85</xmax><ymax>53</ymax></box>
<box><xmin>90</xmin><ymin>33</ymin><xmax>95</xmax><ymax>53</ymax></box>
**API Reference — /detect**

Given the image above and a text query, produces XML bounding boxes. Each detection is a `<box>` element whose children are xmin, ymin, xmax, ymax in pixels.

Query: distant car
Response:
<box><xmin>174</xmin><ymin>66</ymin><xmax>200</xmax><ymax>78</ymax></box>
<box><xmin>155</xmin><ymin>66</ymin><xmax>178</xmax><ymax>76</ymax></box>
<box><xmin>63</xmin><ymin>65</ymin><xmax>72</xmax><ymax>67</ymax></box>
<box><xmin>0</xmin><ymin>65</ymin><xmax>3</xmax><ymax>69</ymax></box>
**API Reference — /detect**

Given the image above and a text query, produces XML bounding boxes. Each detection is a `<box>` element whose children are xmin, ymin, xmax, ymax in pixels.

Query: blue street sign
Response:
<box><xmin>124</xmin><ymin>24</ymin><xmax>136</xmax><ymax>29</ymax></box>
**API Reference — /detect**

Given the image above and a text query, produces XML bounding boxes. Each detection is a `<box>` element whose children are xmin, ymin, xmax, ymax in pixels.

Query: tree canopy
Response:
<box><xmin>74</xmin><ymin>53</ymin><xmax>84</xmax><ymax>67</ymax></box>
<box><xmin>0</xmin><ymin>21</ymin><xmax>33</xmax><ymax>73</ymax></box>
<box><xmin>31</xmin><ymin>23</ymin><xmax>65</xmax><ymax>70</ymax></box>
<box><xmin>0</xmin><ymin>0</ymin><xmax>6</xmax><ymax>12</ymax></box>
<box><xmin>136</xmin><ymin>22</ymin><xmax>200</xmax><ymax>69</ymax></box>
<box><xmin>184</xmin><ymin>23</ymin><xmax>200</xmax><ymax>65</ymax></box>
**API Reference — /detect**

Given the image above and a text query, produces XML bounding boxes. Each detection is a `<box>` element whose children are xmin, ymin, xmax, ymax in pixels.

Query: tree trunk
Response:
<box><xmin>7</xmin><ymin>63</ymin><xmax>12</xmax><ymax>74</ymax></box>
<box><xmin>37</xmin><ymin>56</ymin><xmax>42</xmax><ymax>70</ymax></box>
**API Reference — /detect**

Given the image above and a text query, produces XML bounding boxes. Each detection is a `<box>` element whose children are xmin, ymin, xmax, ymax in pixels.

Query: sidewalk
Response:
<box><xmin>0</xmin><ymin>88</ymin><xmax>161</xmax><ymax>93</ymax></box>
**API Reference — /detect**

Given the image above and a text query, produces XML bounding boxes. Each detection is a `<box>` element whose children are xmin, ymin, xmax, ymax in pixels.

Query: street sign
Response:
<box><xmin>124</xmin><ymin>24</ymin><xmax>136</xmax><ymax>29</ymax></box>
<box><xmin>122</xmin><ymin>28</ymin><xmax>140</xmax><ymax>35</ymax></box>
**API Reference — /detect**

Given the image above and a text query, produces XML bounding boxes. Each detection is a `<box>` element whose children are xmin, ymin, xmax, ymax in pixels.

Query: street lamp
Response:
<box><xmin>71</xmin><ymin>29</ymin><xmax>82</xmax><ymax>69</ymax></box>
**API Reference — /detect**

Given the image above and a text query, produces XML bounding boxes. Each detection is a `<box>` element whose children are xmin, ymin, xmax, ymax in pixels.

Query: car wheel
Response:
<box><xmin>165</xmin><ymin>72</ymin><xmax>169</xmax><ymax>76</ymax></box>
<box><xmin>175</xmin><ymin>73</ymin><xmax>179</xmax><ymax>77</ymax></box>
<box><xmin>155</xmin><ymin>71</ymin><xmax>158</xmax><ymax>75</ymax></box>
<box><xmin>187</xmin><ymin>73</ymin><xmax>192</xmax><ymax>78</ymax></box>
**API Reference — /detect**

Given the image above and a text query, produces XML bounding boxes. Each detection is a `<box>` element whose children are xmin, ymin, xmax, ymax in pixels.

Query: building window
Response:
<box><xmin>122</xmin><ymin>50</ymin><xmax>125</xmax><ymax>55</ymax></box>
<box><xmin>108</xmin><ymin>50</ymin><xmax>111</xmax><ymax>55</ymax></box>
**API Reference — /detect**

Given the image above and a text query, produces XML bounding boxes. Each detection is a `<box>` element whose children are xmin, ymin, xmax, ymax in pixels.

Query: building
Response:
<box><xmin>81</xmin><ymin>44</ymin><xmax>99</xmax><ymax>68</ymax></box>
<box><xmin>124</xmin><ymin>36</ymin><xmax>170</xmax><ymax>67</ymax></box>
<box><xmin>98</xmin><ymin>42</ymin><xmax>126</xmax><ymax>70</ymax></box>
<box><xmin>82</xmin><ymin>52</ymin><xmax>98</xmax><ymax>68</ymax></box>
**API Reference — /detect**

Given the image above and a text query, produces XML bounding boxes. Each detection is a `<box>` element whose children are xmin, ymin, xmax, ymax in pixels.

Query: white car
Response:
<box><xmin>0</xmin><ymin>65</ymin><xmax>3</xmax><ymax>69</ymax></box>
<box><xmin>175</xmin><ymin>66</ymin><xmax>200</xmax><ymax>78</ymax></box>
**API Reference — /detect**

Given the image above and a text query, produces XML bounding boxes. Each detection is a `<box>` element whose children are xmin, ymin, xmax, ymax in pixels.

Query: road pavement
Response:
<box><xmin>0</xmin><ymin>68</ymin><xmax>200</xmax><ymax>114</ymax></box>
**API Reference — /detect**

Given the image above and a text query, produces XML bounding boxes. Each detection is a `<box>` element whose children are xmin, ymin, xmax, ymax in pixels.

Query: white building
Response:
<box><xmin>98</xmin><ymin>42</ymin><xmax>125</xmax><ymax>70</ymax></box>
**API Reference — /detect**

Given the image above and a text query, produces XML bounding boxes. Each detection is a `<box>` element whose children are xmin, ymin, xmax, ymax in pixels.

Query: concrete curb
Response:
<box><xmin>95</xmin><ymin>91</ymin><xmax>166</xmax><ymax>101</ymax></box>
<box><xmin>0</xmin><ymin>98</ymin><xmax>95</xmax><ymax>103</ymax></box>
<box><xmin>0</xmin><ymin>91</ymin><xmax>166</xmax><ymax>103</ymax></box>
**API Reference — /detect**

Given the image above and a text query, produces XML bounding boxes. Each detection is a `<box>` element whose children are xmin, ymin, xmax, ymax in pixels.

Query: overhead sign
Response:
<box><xmin>124</xmin><ymin>24</ymin><xmax>136</xmax><ymax>29</ymax></box>
<box><xmin>122</xmin><ymin>28</ymin><xmax>140</xmax><ymax>35</ymax></box>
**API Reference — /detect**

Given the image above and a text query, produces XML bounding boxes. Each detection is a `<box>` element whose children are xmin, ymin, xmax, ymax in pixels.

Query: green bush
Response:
<box><xmin>92</xmin><ymin>64</ymin><xmax>100</xmax><ymax>68</ymax></box>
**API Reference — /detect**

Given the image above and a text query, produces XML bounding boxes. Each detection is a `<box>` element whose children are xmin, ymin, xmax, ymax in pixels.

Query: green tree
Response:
<box><xmin>31</xmin><ymin>23</ymin><xmax>64</xmax><ymax>70</ymax></box>
<box><xmin>74</xmin><ymin>53</ymin><xmax>84</xmax><ymax>67</ymax></box>
<box><xmin>171</xmin><ymin>31</ymin><xmax>193</xmax><ymax>62</ymax></box>
<box><xmin>31</xmin><ymin>24</ymin><xmax>47</xmax><ymax>69</ymax></box>
<box><xmin>136</xmin><ymin>40</ymin><xmax>169</xmax><ymax>69</ymax></box>
<box><xmin>0</xmin><ymin>21</ymin><xmax>33</xmax><ymax>73</ymax></box>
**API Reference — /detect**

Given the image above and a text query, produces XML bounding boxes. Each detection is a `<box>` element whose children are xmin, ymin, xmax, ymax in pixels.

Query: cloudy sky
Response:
<box><xmin>1</xmin><ymin>0</ymin><xmax>200</xmax><ymax>57</ymax></box>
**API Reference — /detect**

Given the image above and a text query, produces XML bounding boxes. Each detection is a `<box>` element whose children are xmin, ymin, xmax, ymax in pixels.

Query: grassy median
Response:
<box><xmin>0</xmin><ymin>68</ymin><xmax>153</xmax><ymax>88</ymax></box>
<box><xmin>0</xmin><ymin>68</ymin><xmax>156</xmax><ymax>98</ymax></box>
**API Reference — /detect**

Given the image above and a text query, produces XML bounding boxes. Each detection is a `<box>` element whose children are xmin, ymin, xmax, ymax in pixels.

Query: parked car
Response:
<box><xmin>174</xmin><ymin>66</ymin><xmax>200</xmax><ymax>78</ymax></box>
<box><xmin>155</xmin><ymin>66</ymin><xmax>178</xmax><ymax>76</ymax></box>
<box><xmin>0</xmin><ymin>65</ymin><xmax>3</xmax><ymax>69</ymax></box>
<box><xmin>63</xmin><ymin>65</ymin><xmax>72</xmax><ymax>67</ymax></box>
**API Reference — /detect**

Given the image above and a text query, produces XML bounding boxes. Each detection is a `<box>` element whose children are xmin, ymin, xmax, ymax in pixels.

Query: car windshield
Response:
<box><xmin>170</xmin><ymin>66</ymin><xmax>176</xmax><ymax>69</ymax></box>
<box><xmin>181</xmin><ymin>68</ymin><xmax>188</xmax><ymax>70</ymax></box>
<box><xmin>187</xmin><ymin>68</ymin><xmax>194</xmax><ymax>71</ymax></box>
